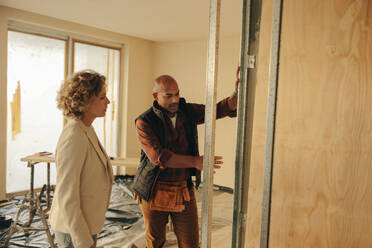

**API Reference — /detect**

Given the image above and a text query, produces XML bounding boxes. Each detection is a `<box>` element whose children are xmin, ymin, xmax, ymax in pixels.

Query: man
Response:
<box><xmin>133</xmin><ymin>70</ymin><xmax>239</xmax><ymax>248</ymax></box>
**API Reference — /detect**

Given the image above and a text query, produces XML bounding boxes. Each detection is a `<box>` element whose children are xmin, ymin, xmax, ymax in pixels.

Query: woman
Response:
<box><xmin>49</xmin><ymin>70</ymin><xmax>113</xmax><ymax>248</ymax></box>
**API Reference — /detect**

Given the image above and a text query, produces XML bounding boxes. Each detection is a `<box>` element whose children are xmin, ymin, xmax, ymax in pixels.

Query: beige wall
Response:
<box><xmin>153</xmin><ymin>36</ymin><xmax>241</xmax><ymax>188</ymax></box>
<box><xmin>0</xmin><ymin>6</ymin><xmax>154</xmax><ymax>199</ymax></box>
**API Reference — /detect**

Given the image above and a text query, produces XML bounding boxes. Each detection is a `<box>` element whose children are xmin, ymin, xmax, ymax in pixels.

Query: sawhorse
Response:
<box><xmin>5</xmin><ymin>157</ymin><xmax>55</xmax><ymax>247</ymax></box>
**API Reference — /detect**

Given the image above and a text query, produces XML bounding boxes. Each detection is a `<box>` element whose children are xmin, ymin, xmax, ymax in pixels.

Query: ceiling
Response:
<box><xmin>0</xmin><ymin>0</ymin><xmax>242</xmax><ymax>42</ymax></box>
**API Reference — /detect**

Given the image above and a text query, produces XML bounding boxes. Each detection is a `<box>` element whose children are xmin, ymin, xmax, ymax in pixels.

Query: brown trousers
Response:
<box><xmin>140</xmin><ymin>186</ymin><xmax>199</xmax><ymax>248</ymax></box>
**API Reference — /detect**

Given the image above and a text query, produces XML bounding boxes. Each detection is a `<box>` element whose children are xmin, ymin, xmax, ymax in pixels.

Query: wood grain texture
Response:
<box><xmin>268</xmin><ymin>0</ymin><xmax>372</xmax><ymax>247</ymax></box>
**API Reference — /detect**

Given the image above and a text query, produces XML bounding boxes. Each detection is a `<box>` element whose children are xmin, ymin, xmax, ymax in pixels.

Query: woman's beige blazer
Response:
<box><xmin>49</xmin><ymin>118</ymin><xmax>113</xmax><ymax>248</ymax></box>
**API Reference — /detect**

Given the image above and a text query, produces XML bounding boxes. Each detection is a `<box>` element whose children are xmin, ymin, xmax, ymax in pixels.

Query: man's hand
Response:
<box><xmin>194</xmin><ymin>156</ymin><xmax>223</xmax><ymax>172</ymax></box>
<box><xmin>90</xmin><ymin>244</ymin><xmax>96</xmax><ymax>248</ymax></box>
<box><xmin>228</xmin><ymin>65</ymin><xmax>240</xmax><ymax>110</ymax></box>
<box><xmin>235</xmin><ymin>65</ymin><xmax>240</xmax><ymax>92</ymax></box>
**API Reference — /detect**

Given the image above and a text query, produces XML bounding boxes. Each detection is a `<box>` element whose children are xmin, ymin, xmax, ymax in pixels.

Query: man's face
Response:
<box><xmin>153</xmin><ymin>80</ymin><xmax>180</xmax><ymax>113</ymax></box>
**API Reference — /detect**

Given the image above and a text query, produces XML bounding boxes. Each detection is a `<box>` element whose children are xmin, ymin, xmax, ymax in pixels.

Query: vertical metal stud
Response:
<box><xmin>200</xmin><ymin>0</ymin><xmax>221</xmax><ymax>247</ymax></box>
<box><xmin>260</xmin><ymin>0</ymin><xmax>284</xmax><ymax>247</ymax></box>
<box><xmin>232</xmin><ymin>0</ymin><xmax>263</xmax><ymax>247</ymax></box>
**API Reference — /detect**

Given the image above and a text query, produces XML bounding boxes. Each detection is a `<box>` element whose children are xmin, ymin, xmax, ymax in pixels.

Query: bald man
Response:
<box><xmin>133</xmin><ymin>72</ymin><xmax>238</xmax><ymax>248</ymax></box>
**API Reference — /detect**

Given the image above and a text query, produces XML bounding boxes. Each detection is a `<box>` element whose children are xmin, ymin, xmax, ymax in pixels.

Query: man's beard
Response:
<box><xmin>167</xmin><ymin>103</ymin><xmax>178</xmax><ymax>117</ymax></box>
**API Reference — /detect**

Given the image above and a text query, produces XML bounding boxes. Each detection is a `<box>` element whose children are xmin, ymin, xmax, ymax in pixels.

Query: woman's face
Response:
<box><xmin>85</xmin><ymin>86</ymin><xmax>110</xmax><ymax>118</ymax></box>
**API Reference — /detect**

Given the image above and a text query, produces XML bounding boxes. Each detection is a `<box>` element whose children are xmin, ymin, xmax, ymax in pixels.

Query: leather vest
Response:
<box><xmin>132</xmin><ymin>98</ymin><xmax>201</xmax><ymax>201</ymax></box>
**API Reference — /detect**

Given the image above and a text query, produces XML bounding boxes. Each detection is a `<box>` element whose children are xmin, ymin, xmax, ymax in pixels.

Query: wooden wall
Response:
<box><xmin>245</xmin><ymin>0</ymin><xmax>372</xmax><ymax>247</ymax></box>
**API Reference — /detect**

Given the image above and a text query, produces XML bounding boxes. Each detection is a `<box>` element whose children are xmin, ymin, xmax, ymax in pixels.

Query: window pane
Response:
<box><xmin>74</xmin><ymin>42</ymin><xmax>120</xmax><ymax>157</ymax></box>
<box><xmin>7</xmin><ymin>31</ymin><xmax>65</xmax><ymax>193</ymax></box>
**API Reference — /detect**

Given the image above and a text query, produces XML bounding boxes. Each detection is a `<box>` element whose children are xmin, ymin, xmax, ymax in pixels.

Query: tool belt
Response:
<box><xmin>149</xmin><ymin>180</ymin><xmax>190</xmax><ymax>212</ymax></box>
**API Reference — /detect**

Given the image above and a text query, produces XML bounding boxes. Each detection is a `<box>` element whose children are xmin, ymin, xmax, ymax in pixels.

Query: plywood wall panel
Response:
<box><xmin>268</xmin><ymin>0</ymin><xmax>372</xmax><ymax>247</ymax></box>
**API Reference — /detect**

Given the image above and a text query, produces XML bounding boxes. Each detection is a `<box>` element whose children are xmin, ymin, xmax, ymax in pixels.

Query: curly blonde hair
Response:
<box><xmin>57</xmin><ymin>69</ymin><xmax>106</xmax><ymax>119</ymax></box>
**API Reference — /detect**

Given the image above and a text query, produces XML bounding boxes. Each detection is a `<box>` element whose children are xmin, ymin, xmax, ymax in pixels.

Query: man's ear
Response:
<box><xmin>152</xmin><ymin>92</ymin><xmax>158</xmax><ymax>101</ymax></box>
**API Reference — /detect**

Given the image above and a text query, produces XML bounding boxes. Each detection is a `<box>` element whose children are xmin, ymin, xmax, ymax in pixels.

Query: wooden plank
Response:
<box><xmin>0</xmin><ymin>200</ymin><xmax>18</xmax><ymax>207</ymax></box>
<box><xmin>268</xmin><ymin>0</ymin><xmax>372</xmax><ymax>247</ymax></box>
<box><xmin>6</xmin><ymin>187</ymin><xmax>48</xmax><ymax>198</ymax></box>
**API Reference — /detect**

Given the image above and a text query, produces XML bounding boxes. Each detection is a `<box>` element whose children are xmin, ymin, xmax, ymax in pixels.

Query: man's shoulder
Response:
<box><xmin>137</xmin><ymin>106</ymin><xmax>153</xmax><ymax>117</ymax></box>
<box><xmin>179</xmin><ymin>98</ymin><xmax>204</xmax><ymax>114</ymax></box>
<box><xmin>179</xmin><ymin>97</ymin><xmax>203</xmax><ymax>107</ymax></box>
<box><xmin>136</xmin><ymin>106</ymin><xmax>157</xmax><ymax>124</ymax></box>
<box><xmin>179</xmin><ymin>97</ymin><xmax>193</xmax><ymax>110</ymax></box>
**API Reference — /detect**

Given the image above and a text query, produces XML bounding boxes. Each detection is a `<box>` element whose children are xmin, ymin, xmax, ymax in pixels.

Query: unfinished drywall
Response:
<box><xmin>152</xmin><ymin>36</ymin><xmax>240</xmax><ymax>188</ymax></box>
<box><xmin>0</xmin><ymin>6</ymin><xmax>154</xmax><ymax>199</ymax></box>
<box><xmin>245</xmin><ymin>0</ymin><xmax>372</xmax><ymax>247</ymax></box>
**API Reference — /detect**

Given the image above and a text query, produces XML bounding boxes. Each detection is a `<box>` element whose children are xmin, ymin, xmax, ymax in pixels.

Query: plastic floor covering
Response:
<box><xmin>0</xmin><ymin>176</ymin><xmax>234</xmax><ymax>248</ymax></box>
<box><xmin>0</xmin><ymin>176</ymin><xmax>143</xmax><ymax>248</ymax></box>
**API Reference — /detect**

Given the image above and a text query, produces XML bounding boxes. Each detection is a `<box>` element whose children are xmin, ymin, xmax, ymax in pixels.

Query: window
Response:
<box><xmin>73</xmin><ymin>41</ymin><xmax>121</xmax><ymax>157</ymax></box>
<box><xmin>7</xmin><ymin>31</ymin><xmax>65</xmax><ymax>193</ymax></box>
<box><xmin>6</xmin><ymin>30</ymin><xmax>122</xmax><ymax>194</ymax></box>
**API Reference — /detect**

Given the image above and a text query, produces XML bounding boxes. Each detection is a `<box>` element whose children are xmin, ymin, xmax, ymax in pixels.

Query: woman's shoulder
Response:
<box><xmin>59</xmin><ymin>119</ymin><xmax>88</xmax><ymax>144</ymax></box>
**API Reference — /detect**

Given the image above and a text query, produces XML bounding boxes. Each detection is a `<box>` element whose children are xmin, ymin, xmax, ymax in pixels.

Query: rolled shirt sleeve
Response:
<box><xmin>136</xmin><ymin>119</ymin><xmax>173</xmax><ymax>169</ymax></box>
<box><xmin>216</xmin><ymin>97</ymin><xmax>237</xmax><ymax>118</ymax></box>
<box><xmin>190</xmin><ymin>96</ymin><xmax>237</xmax><ymax>125</ymax></box>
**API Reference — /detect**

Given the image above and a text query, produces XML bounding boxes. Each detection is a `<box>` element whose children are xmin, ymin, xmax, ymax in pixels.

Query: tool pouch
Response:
<box><xmin>149</xmin><ymin>180</ymin><xmax>190</xmax><ymax>212</ymax></box>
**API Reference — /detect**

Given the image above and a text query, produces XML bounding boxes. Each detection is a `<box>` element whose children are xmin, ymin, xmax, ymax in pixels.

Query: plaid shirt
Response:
<box><xmin>136</xmin><ymin>97</ymin><xmax>236</xmax><ymax>182</ymax></box>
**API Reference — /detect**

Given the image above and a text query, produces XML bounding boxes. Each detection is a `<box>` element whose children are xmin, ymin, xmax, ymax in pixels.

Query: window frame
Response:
<box><xmin>4</xmin><ymin>23</ymin><xmax>124</xmax><ymax>196</ymax></box>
